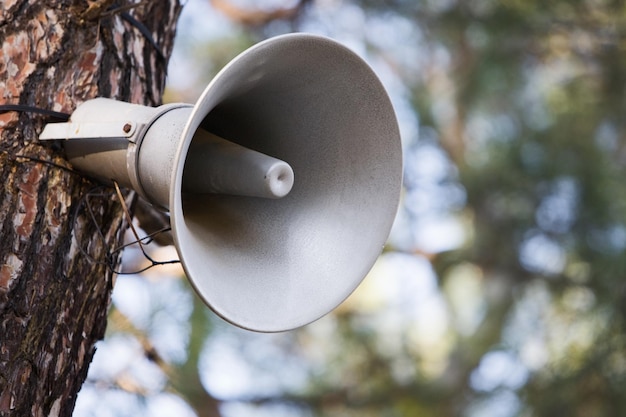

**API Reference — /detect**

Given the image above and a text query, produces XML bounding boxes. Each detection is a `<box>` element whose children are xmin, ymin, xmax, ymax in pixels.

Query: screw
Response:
<box><xmin>123</xmin><ymin>123</ymin><xmax>132</xmax><ymax>133</ymax></box>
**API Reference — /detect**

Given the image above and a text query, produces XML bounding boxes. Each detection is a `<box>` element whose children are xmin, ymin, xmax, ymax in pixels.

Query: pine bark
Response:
<box><xmin>0</xmin><ymin>2</ymin><xmax>181</xmax><ymax>416</ymax></box>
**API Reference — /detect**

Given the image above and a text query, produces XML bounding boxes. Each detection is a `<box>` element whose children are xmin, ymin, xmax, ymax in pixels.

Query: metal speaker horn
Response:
<box><xmin>40</xmin><ymin>33</ymin><xmax>402</xmax><ymax>332</ymax></box>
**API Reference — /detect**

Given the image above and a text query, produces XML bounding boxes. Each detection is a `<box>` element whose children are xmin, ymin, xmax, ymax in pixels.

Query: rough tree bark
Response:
<box><xmin>0</xmin><ymin>1</ymin><xmax>181</xmax><ymax>416</ymax></box>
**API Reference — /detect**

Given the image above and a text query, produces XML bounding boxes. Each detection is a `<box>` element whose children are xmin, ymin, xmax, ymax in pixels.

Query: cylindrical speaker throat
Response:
<box><xmin>182</xmin><ymin>129</ymin><xmax>294</xmax><ymax>199</ymax></box>
<box><xmin>137</xmin><ymin>106</ymin><xmax>295</xmax><ymax>210</ymax></box>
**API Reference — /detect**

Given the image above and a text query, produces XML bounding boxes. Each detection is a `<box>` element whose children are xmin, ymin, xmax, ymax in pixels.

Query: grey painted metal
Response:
<box><xmin>39</xmin><ymin>99</ymin><xmax>188</xmax><ymax>202</ymax></box>
<box><xmin>171</xmin><ymin>33</ymin><xmax>402</xmax><ymax>331</ymax></box>
<box><xmin>38</xmin><ymin>100</ymin><xmax>294</xmax><ymax>206</ymax></box>
<box><xmin>39</xmin><ymin>33</ymin><xmax>402</xmax><ymax>332</ymax></box>
<box><xmin>182</xmin><ymin>129</ymin><xmax>295</xmax><ymax>199</ymax></box>
<box><xmin>39</xmin><ymin>120</ymin><xmax>137</xmax><ymax>140</ymax></box>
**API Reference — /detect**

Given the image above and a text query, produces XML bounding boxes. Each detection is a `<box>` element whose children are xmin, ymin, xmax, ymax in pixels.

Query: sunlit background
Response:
<box><xmin>75</xmin><ymin>0</ymin><xmax>626</xmax><ymax>416</ymax></box>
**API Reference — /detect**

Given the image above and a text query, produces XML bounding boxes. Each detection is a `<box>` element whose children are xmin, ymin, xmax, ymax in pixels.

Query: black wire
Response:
<box><xmin>120</xmin><ymin>11</ymin><xmax>166</xmax><ymax>61</ymax></box>
<box><xmin>3</xmin><ymin>158</ymin><xmax>177</xmax><ymax>273</ymax></box>
<box><xmin>0</xmin><ymin>104</ymin><xmax>70</xmax><ymax>121</ymax></box>
<box><xmin>73</xmin><ymin>187</ymin><xmax>113</xmax><ymax>270</ymax></box>
<box><xmin>74</xmin><ymin>186</ymin><xmax>180</xmax><ymax>275</ymax></box>
<box><xmin>112</xmin><ymin>226</ymin><xmax>172</xmax><ymax>254</ymax></box>
<box><xmin>12</xmin><ymin>154</ymin><xmax>81</xmax><ymax>176</ymax></box>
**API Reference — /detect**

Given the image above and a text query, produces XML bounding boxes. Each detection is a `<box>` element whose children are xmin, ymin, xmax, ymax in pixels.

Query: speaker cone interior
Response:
<box><xmin>172</xmin><ymin>34</ymin><xmax>402</xmax><ymax>331</ymax></box>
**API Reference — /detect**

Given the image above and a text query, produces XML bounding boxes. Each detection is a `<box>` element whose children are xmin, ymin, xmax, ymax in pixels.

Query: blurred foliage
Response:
<box><xmin>77</xmin><ymin>0</ymin><xmax>626</xmax><ymax>416</ymax></box>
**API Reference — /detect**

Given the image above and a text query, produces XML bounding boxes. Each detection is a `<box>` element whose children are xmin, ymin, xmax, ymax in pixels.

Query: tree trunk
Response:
<box><xmin>0</xmin><ymin>2</ymin><xmax>181</xmax><ymax>416</ymax></box>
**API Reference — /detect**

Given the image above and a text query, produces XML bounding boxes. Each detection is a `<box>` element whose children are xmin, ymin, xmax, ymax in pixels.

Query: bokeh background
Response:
<box><xmin>74</xmin><ymin>0</ymin><xmax>626</xmax><ymax>416</ymax></box>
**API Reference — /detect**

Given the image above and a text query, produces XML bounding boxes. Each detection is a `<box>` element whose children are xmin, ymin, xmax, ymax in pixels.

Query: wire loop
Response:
<box><xmin>74</xmin><ymin>184</ymin><xmax>181</xmax><ymax>275</ymax></box>
<box><xmin>2</xmin><ymin>152</ymin><xmax>179</xmax><ymax>275</ymax></box>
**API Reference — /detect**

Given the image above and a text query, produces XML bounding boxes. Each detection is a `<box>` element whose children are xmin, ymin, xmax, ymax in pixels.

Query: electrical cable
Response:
<box><xmin>120</xmin><ymin>11</ymin><xmax>166</xmax><ymax>61</ymax></box>
<box><xmin>0</xmin><ymin>104</ymin><xmax>70</xmax><ymax>121</ymax></box>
